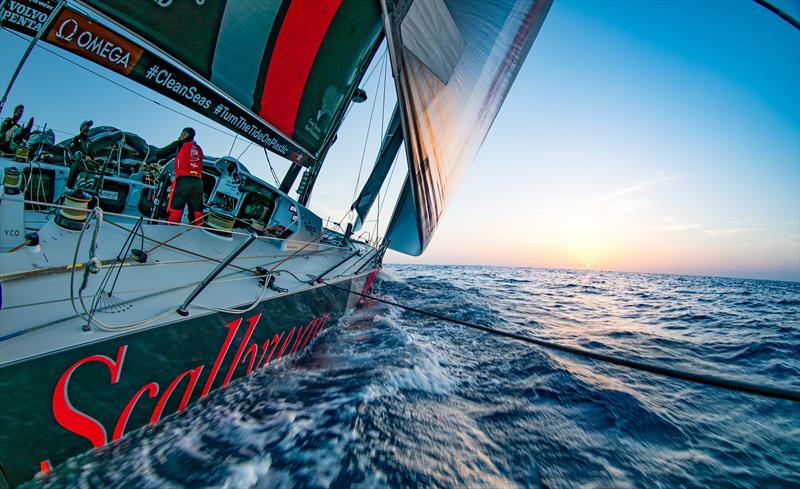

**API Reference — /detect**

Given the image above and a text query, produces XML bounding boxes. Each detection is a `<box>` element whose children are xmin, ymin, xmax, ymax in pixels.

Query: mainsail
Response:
<box><xmin>381</xmin><ymin>0</ymin><xmax>553</xmax><ymax>255</ymax></box>
<box><xmin>0</xmin><ymin>0</ymin><xmax>385</xmax><ymax>164</ymax></box>
<box><xmin>78</xmin><ymin>0</ymin><xmax>383</xmax><ymax>163</ymax></box>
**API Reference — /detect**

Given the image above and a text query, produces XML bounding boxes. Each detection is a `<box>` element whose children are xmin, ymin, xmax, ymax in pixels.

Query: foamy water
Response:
<box><xmin>26</xmin><ymin>266</ymin><xmax>800</xmax><ymax>488</ymax></box>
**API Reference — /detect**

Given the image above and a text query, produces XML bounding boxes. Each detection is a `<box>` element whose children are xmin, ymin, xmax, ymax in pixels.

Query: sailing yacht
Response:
<box><xmin>0</xmin><ymin>0</ymin><xmax>552</xmax><ymax>486</ymax></box>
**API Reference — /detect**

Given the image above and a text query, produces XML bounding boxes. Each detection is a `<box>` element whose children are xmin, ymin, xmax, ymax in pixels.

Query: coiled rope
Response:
<box><xmin>322</xmin><ymin>282</ymin><xmax>800</xmax><ymax>403</ymax></box>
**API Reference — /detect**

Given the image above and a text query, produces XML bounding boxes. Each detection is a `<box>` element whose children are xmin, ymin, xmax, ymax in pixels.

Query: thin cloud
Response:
<box><xmin>704</xmin><ymin>227</ymin><xmax>756</xmax><ymax>236</ymax></box>
<box><xmin>529</xmin><ymin>172</ymin><xmax>683</xmax><ymax>214</ymax></box>
<box><xmin>601</xmin><ymin>172</ymin><xmax>683</xmax><ymax>202</ymax></box>
<box><xmin>656</xmin><ymin>216</ymin><xmax>701</xmax><ymax>232</ymax></box>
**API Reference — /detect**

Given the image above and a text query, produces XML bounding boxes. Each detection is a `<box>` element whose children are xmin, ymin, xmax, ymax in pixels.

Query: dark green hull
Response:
<box><xmin>0</xmin><ymin>272</ymin><xmax>376</xmax><ymax>487</ymax></box>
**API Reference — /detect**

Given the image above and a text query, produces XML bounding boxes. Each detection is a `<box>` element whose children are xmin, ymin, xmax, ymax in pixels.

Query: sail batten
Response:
<box><xmin>381</xmin><ymin>0</ymin><xmax>553</xmax><ymax>255</ymax></box>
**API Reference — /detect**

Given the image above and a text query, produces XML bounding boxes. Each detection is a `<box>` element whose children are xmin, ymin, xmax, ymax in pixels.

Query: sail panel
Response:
<box><xmin>382</xmin><ymin>0</ymin><xmax>552</xmax><ymax>255</ymax></box>
<box><xmin>285</xmin><ymin>0</ymin><xmax>384</xmax><ymax>155</ymax></box>
<box><xmin>77</xmin><ymin>0</ymin><xmax>384</xmax><ymax>160</ymax></box>
<box><xmin>258</xmin><ymin>0</ymin><xmax>342</xmax><ymax>139</ymax></box>
<box><xmin>210</xmin><ymin>1</ymin><xmax>281</xmax><ymax>108</ymax></box>
<box><xmin>386</xmin><ymin>178</ymin><xmax>422</xmax><ymax>255</ymax></box>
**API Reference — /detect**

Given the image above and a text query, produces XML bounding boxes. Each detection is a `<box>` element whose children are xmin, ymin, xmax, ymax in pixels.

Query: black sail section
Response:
<box><xmin>78</xmin><ymin>0</ymin><xmax>228</xmax><ymax>78</ymax></box>
<box><xmin>351</xmin><ymin>105</ymin><xmax>403</xmax><ymax>232</ymax></box>
<box><xmin>77</xmin><ymin>0</ymin><xmax>383</xmax><ymax>162</ymax></box>
<box><xmin>381</xmin><ymin>0</ymin><xmax>552</xmax><ymax>255</ymax></box>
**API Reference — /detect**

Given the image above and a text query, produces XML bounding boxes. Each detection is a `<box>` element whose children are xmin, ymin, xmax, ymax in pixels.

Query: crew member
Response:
<box><xmin>65</xmin><ymin>120</ymin><xmax>96</xmax><ymax>189</ymax></box>
<box><xmin>0</xmin><ymin>104</ymin><xmax>33</xmax><ymax>154</ymax></box>
<box><xmin>156</xmin><ymin>127</ymin><xmax>204</xmax><ymax>224</ymax></box>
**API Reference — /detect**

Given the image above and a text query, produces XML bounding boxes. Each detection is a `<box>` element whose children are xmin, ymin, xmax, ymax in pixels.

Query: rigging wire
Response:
<box><xmin>263</xmin><ymin>147</ymin><xmax>280</xmax><ymax>187</ymax></box>
<box><xmin>321</xmin><ymin>281</ymin><xmax>800</xmax><ymax>403</ymax></box>
<box><xmin>237</xmin><ymin>141</ymin><xmax>253</xmax><ymax>160</ymax></box>
<box><xmin>377</xmin><ymin>150</ymin><xmax>401</xmax><ymax>224</ymax></box>
<box><xmin>349</xmin><ymin>58</ymin><xmax>384</xmax><ymax>205</ymax></box>
<box><xmin>227</xmin><ymin>131</ymin><xmax>238</xmax><ymax>156</ymax></box>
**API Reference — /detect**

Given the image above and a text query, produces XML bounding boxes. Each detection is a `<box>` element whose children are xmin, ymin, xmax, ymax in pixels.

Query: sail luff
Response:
<box><xmin>379</xmin><ymin>0</ymin><xmax>424</xmax><ymax>251</ymax></box>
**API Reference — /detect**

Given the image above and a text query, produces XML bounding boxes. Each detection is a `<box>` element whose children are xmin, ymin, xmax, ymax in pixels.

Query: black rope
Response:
<box><xmin>322</xmin><ymin>281</ymin><xmax>800</xmax><ymax>403</ymax></box>
<box><xmin>754</xmin><ymin>0</ymin><xmax>800</xmax><ymax>30</ymax></box>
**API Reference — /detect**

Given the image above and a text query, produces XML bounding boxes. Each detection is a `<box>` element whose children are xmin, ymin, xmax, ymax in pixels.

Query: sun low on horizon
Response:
<box><xmin>387</xmin><ymin>1</ymin><xmax>799</xmax><ymax>282</ymax></box>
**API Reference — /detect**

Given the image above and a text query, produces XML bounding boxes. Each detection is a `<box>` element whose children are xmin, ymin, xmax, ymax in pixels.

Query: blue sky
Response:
<box><xmin>1</xmin><ymin>0</ymin><xmax>798</xmax><ymax>281</ymax></box>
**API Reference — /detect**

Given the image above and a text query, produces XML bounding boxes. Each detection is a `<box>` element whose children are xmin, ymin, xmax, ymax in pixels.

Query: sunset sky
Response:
<box><xmin>1</xmin><ymin>1</ymin><xmax>798</xmax><ymax>281</ymax></box>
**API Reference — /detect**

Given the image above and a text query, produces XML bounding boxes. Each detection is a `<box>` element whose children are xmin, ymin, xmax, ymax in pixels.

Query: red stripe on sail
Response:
<box><xmin>258</xmin><ymin>0</ymin><xmax>342</xmax><ymax>137</ymax></box>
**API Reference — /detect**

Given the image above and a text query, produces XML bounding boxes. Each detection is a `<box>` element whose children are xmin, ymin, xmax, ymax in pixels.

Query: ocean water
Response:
<box><xmin>26</xmin><ymin>266</ymin><xmax>800</xmax><ymax>488</ymax></box>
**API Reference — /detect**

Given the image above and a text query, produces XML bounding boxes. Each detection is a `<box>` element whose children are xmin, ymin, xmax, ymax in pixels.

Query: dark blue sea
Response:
<box><xmin>27</xmin><ymin>266</ymin><xmax>800</xmax><ymax>488</ymax></box>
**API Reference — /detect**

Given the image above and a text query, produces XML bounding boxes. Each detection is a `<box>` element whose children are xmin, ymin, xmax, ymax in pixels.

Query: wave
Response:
<box><xmin>31</xmin><ymin>265</ymin><xmax>800</xmax><ymax>488</ymax></box>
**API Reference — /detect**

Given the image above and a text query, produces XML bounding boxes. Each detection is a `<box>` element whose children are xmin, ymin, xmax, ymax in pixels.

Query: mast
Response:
<box><xmin>280</xmin><ymin>163</ymin><xmax>303</xmax><ymax>194</ymax></box>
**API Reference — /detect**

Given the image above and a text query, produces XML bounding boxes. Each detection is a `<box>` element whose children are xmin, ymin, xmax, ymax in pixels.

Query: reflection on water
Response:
<box><xmin>27</xmin><ymin>266</ymin><xmax>800</xmax><ymax>488</ymax></box>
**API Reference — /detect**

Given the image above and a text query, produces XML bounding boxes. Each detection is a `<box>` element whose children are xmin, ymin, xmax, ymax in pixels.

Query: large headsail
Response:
<box><xmin>7</xmin><ymin>0</ymin><xmax>384</xmax><ymax>165</ymax></box>
<box><xmin>381</xmin><ymin>0</ymin><xmax>552</xmax><ymax>255</ymax></box>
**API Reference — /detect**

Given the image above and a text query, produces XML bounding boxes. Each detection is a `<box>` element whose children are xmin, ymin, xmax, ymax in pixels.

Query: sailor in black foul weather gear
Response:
<box><xmin>65</xmin><ymin>120</ymin><xmax>96</xmax><ymax>189</ymax></box>
<box><xmin>157</xmin><ymin>127</ymin><xmax>204</xmax><ymax>224</ymax></box>
<box><xmin>0</xmin><ymin>104</ymin><xmax>33</xmax><ymax>154</ymax></box>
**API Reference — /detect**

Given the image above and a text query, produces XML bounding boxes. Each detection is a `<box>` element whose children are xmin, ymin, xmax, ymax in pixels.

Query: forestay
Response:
<box><xmin>381</xmin><ymin>0</ymin><xmax>552</xmax><ymax>255</ymax></box>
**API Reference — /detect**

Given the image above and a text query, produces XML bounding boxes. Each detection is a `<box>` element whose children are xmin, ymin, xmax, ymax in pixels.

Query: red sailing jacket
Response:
<box><xmin>174</xmin><ymin>141</ymin><xmax>203</xmax><ymax>178</ymax></box>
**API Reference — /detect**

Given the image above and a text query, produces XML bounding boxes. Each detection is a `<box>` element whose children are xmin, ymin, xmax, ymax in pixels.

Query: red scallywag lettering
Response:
<box><xmin>291</xmin><ymin>319</ymin><xmax>316</xmax><ymax>355</ymax></box>
<box><xmin>200</xmin><ymin>318</ymin><xmax>241</xmax><ymax>397</ymax></box>
<box><xmin>258</xmin><ymin>332</ymin><xmax>285</xmax><ymax>368</ymax></box>
<box><xmin>51</xmin><ymin>312</ymin><xmax>330</xmax><ymax>452</ymax></box>
<box><xmin>52</xmin><ymin>346</ymin><xmax>127</xmax><ymax>448</ymax></box>
<box><xmin>221</xmin><ymin>314</ymin><xmax>261</xmax><ymax>388</ymax></box>
<box><xmin>150</xmin><ymin>365</ymin><xmax>204</xmax><ymax>425</ymax></box>
<box><xmin>306</xmin><ymin>313</ymin><xmax>330</xmax><ymax>348</ymax></box>
<box><xmin>276</xmin><ymin>327</ymin><xmax>296</xmax><ymax>361</ymax></box>
<box><xmin>242</xmin><ymin>344</ymin><xmax>259</xmax><ymax>376</ymax></box>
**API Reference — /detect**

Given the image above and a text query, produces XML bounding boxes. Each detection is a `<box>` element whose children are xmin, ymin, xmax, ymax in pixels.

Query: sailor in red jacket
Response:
<box><xmin>156</xmin><ymin>127</ymin><xmax>204</xmax><ymax>224</ymax></box>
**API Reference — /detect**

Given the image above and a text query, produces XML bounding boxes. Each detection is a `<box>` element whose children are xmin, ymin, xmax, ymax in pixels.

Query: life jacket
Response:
<box><xmin>174</xmin><ymin>141</ymin><xmax>203</xmax><ymax>178</ymax></box>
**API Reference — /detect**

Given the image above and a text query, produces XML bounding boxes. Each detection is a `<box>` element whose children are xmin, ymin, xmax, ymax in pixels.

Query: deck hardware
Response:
<box><xmin>177</xmin><ymin>234</ymin><xmax>257</xmax><ymax>316</ymax></box>
<box><xmin>131</xmin><ymin>249</ymin><xmax>148</xmax><ymax>263</ymax></box>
